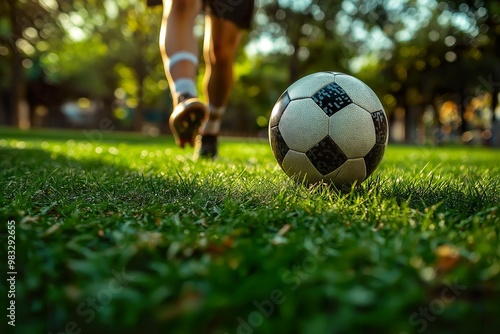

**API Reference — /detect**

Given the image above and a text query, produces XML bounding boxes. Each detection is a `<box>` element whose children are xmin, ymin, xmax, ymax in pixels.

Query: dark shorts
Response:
<box><xmin>146</xmin><ymin>0</ymin><xmax>255</xmax><ymax>29</ymax></box>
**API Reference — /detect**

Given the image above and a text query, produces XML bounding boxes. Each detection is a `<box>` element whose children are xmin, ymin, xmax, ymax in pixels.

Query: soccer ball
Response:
<box><xmin>269</xmin><ymin>72</ymin><xmax>388</xmax><ymax>187</ymax></box>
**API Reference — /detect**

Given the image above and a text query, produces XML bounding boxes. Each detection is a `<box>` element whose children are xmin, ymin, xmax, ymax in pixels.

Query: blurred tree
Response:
<box><xmin>2</xmin><ymin>0</ymin><xmax>498</xmax><ymax>142</ymax></box>
<box><xmin>339</xmin><ymin>0</ymin><xmax>500</xmax><ymax>143</ymax></box>
<box><xmin>0</xmin><ymin>0</ymin><xmax>166</xmax><ymax>131</ymax></box>
<box><xmin>443</xmin><ymin>0</ymin><xmax>500</xmax><ymax>130</ymax></box>
<box><xmin>0</xmin><ymin>0</ymin><xmax>64</xmax><ymax>127</ymax></box>
<box><xmin>95</xmin><ymin>1</ymin><xmax>162</xmax><ymax>130</ymax></box>
<box><xmin>242</xmin><ymin>0</ymin><xmax>356</xmax><ymax>132</ymax></box>
<box><xmin>229</xmin><ymin>51</ymin><xmax>289</xmax><ymax>134</ymax></box>
<box><xmin>39</xmin><ymin>0</ymin><xmax>165</xmax><ymax>131</ymax></box>
<box><xmin>257</xmin><ymin>0</ymin><xmax>352</xmax><ymax>83</ymax></box>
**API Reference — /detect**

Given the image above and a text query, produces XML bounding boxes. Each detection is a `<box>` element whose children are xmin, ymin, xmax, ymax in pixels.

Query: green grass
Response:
<box><xmin>1</xmin><ymin>127</ymin><xmax>499</xmax><ymax>334</ymax></box>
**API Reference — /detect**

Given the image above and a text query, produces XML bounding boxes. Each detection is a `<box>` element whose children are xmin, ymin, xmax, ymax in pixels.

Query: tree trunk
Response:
<box><xmin>289</xmin><ymin>36</ymin><xmax>300</xmax><ymax>85</ymax></box>
<box><xmin>0</xmin><ymin>90</ymin><xmax>10</xmax><ymax>125</ymax></box>
<box><xmin>491</xmin><ymin>70</ymin><xmax>499</xmax><ymax>122</ymax></box>
<box><xmin>134</xmin><ymin>84</ymin><xmax>145</xmax><ymax>133</ymax></box>
<box><xmin>490</xmin><ymin>72</ymin><xmax>500</xmax><ymax>147</ymax></box>
<box><xmin>404</xmin><ymin>105</ymin><xmax>422</xmax><ymax>144</ymax></box>
<box><xmin>287</xmin><ymin>13</ymin><xmax>304</xmax><ymax>85</ymax></box>
<box><xmin>132</xmin><ymin>30</ymin><xmax>148</xmax><ymax>133</ymax></box>
<box><xmin>8</xmin><ymin>0</ymin><xmax>28</xmax><ymax>128</ymax></box>
<box><xmin>457</xmin><ymin>91</ymin><xmax>468</xmax><ymax>136</ymax></box>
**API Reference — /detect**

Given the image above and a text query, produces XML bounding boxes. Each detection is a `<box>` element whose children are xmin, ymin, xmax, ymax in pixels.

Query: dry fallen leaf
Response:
<box><xmin>435</xmin><ymin>244</ymin><xmax>462</xmax><ymax>274</ymax></box>
<box><xmin>272</xmin><ymin>224</ymin><xmax>292</xmax><ymax>245</ymax></box>
<box><xmin>155</xmin><ymin>289</ymin><xmax>204</xmax><ymax>321</ymax></box>
<box><xmin>206</xmin><ymin>236</ymin><xmax>233</xmax><ymax>254</ymax></box>
<box><xmin>20</xmin><ymin>216</ymin><xmax>39</xmax><ymax>224</ymax></box>
<box><xmin>43</xmin><ymin>224</ymin><xmax>60</xmax><ymax>237</ymax></box>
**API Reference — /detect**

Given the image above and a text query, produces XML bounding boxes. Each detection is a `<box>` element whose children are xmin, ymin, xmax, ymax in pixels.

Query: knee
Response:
<box><xmin>209</xmin><ymin>40</ymin><xmax>237</xmax><ymax>67</ymax></box>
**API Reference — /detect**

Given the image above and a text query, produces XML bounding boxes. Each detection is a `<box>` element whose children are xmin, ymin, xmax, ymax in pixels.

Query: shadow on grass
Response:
<box><xmin>369</xmin><ymin>173</ymin><xmax>499</xmax><ymax>220</ymax></box>
<box><xmin>1</xmin><ymin>144</ymin><xmax>499</xmax><ymax>334</ymax></box>
<box><xmin>1</xmin><ymin>146</ymin><xmax>281</xmax><ymax>334</ymax></box>
<box><xmin>1</xmin><ymin>146</ymin><xmax>206</xmax><ymax>333</ymax></box>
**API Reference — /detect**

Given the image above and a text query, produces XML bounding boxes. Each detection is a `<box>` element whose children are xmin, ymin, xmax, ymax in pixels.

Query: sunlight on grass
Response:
<box><xmin>1</xmin><ymin>129</ymin><xmax>499</xmax><ymax>333</ymax></box>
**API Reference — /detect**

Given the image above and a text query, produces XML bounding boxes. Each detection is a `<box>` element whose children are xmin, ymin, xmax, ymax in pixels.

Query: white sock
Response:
<box><xmin>201</xmin><ymin>104</ymin><xmax>226</xmax><ymax>135</ymax></box>
<box><xmin>174</xmin><ymin>78</ymin><xmax>197</xmax><ymax>98</ymax></box>
<box><xmin>168</xmin><ymin>51</ymin><xmax>199</xmax><ymax>99</ymax></box>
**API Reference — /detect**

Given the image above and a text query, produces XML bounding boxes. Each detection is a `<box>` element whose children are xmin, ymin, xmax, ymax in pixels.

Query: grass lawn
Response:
<box><xmin>1</xmin><ymin>127</ymin><xmax>499</xmax><ymax>334</ymax></box>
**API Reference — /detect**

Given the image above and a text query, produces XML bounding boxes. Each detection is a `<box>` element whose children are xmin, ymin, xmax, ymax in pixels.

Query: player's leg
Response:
<box><xmin>195</xmin><ymin>15</ymin><xmax>243</xmax><ymax>158</ymax></box>
<box><xmin>159</xmin><ymin>0</ymin><xmax>207</xmax><ymax>148</ymax></box>
<box><xmin>160</xmin><ymin>0</ymin><xmax>200</xmax><ymax>97</ymax></box>
<box><xmin>203</xmin><ymin>15</ymin><xmax>242</xmax><ymax>112</ymax></box>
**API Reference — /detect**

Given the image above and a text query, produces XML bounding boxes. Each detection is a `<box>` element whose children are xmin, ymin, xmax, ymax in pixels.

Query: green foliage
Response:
<box><xmin>1</xmin><ymin>0</ymin><xmax>499</xmax><ymax>139</ymax></box>
<box><xmin>1</xmin><ymin>128</ymin><xmax>499</xmax><ymax>333</ymax></box>
<box><xmin>0</xmin><ymin>0</ymin><xmax>165</xmax><ymax>103</ymax></box>
<box><xmin>231</xmin><ymin>53</ymin><xmax>289</xmax><ymax>132</ymax></box>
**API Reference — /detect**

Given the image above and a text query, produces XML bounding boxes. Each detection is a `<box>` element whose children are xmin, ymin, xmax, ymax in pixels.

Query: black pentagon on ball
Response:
<box><xmin>306</xmin><ymin>135</ymin><xmax>348</xmax><ymax>175</ymax></box>
<box><xmin>363</xmin><ymin>110</ymin><xmax>388</xmax><ymax>177</ymax></box>
<box><xmin>270</xmin><ymin>126</ymin><xmax>289</xmax><ymax>165</ymax></box>
<box><xmin>312</xmin><ymin>82</ymin><xmax>353</xmax><ymax>117</ymax></box>
<box><xmin>270</xmin><ymin>91</ymin><xmax>291</xmax><ymax>127</ymax></box>
<box><xmin>364</xmin><ymin>144</ymin><xmax>386</xmax><ymax>177</ymax></box>
<box><xmin>371</xmin><ymin>110</ymin><xmax>388</xmax><ymax>144</ymax></box>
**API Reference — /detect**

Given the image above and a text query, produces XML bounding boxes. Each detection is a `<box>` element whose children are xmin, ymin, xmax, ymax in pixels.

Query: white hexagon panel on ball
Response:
<box><xmin>328</xmin><ymin>104</ymin><xmax>376</xmax><ymax>159</ymax></box>
<box><xmin>278</xmin><ymin>99</ymin><xmax>329</xmax><ymax>153</ymax></box>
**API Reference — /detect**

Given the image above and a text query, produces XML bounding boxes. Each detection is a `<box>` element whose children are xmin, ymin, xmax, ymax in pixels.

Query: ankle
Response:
<box><xmin>174</xmin><ymin>78</ymin><xmax>197</xmax><ymax>102</ymax></box>
<box><xmin>201</xmin><ymin>104</ymin><xmax>226</xmax><ymax>135</ymax></box>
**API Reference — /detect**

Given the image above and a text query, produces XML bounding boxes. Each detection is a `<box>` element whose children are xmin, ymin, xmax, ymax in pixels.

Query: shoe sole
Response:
<box><xmin>169</xmin><ymin>99</ymin><xmax>207</xmax><ymax>148</ymax></box>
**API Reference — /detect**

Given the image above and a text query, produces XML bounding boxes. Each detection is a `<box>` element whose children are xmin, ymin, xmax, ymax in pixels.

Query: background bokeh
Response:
<box><xmin>1</xmin><ymin>0</ymin><xmax>499</xmax><ymax>145</ymax></box>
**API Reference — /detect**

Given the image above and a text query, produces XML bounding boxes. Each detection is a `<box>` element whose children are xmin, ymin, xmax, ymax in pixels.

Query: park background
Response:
<box><xmin>2</xmin><ymin>1</ymin><xmax>500</xmax><ymax>334</ymax></box>
<box><xmin>1</xmin><ymin>0</ymin><xmax>499</xmax><ymax>146</ymax></box>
